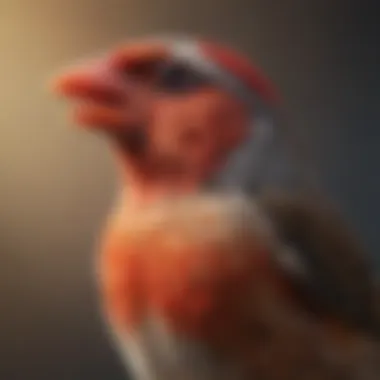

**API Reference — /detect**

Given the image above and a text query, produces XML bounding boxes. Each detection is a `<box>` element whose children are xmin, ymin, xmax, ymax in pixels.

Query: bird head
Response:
<box><xmin>52</xmin><ymin>36</ymin><xmax>281</xmax><ymax>200</ymax></box>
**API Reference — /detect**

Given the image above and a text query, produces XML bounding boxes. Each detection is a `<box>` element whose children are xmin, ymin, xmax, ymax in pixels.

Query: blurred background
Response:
<box><xmin>0</xmin><ymin>0</ymin><xmax>379</xmax><ymax>379</ymax></box>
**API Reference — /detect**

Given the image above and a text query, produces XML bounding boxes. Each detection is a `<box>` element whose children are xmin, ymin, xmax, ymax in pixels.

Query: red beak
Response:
<box><xmin>51</xmin><ymin>60</ymin><xmax>129</xmax><ymax>129</ymax></box>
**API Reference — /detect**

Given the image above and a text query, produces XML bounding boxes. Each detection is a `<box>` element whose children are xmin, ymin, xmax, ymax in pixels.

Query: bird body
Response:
<box><xmin>52</xmin><ymin>36</ymin><xmax>380</xmax><ymax>379</ymax></box>
<box><xmin>95</xmin><ymin>191</ymin><xmax>378</xmax><ymax>380</ymax></box>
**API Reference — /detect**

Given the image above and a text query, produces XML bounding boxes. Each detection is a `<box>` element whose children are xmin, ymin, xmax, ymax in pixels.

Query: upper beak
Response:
<box><xmin>51</xmin><ymin>59</ymin><xmax>135</xmax><ymax>130</ymax></box>
<box><xmin>51</xmin><ymin>39</ymin><xmax>168</xmax><ymax>100</ymax></box>
<box><xmin>51</xmin><ymin>59</ymin><xmax>124</xmax><ymax>104</ymax></box>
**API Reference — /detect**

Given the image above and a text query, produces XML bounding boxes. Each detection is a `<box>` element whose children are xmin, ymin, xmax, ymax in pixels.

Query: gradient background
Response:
<box><xmin>1</xmin><ymin>1</ymin><xmax>379</xmax><ymax>379</ymax></box>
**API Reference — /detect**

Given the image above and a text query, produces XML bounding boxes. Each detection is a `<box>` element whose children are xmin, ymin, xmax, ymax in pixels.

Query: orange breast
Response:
<box><xmin>99</xmin><ymin>227</ymin><xmax>284</xmax><ymax>356</ymax></box>
<box><xmin>98</xmin><ymin>193</ymin><xmax>297</xmax><ymax>360</ymax></box>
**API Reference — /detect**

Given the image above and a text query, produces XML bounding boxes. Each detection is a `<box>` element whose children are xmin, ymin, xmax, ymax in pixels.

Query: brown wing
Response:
<box><xmin>258</xmin><ymin>190</ymin><xmax>379</xmax><ymax>336</ymax></box>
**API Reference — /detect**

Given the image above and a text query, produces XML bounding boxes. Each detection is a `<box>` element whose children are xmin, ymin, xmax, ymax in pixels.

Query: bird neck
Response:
<box><xmin>110</xmin><ymin>141</ymin><xmax>218</xmax><ymax>207</ymax></box>
<box><xmin>115</xmin><ymin>162</ymin><xmax>203</xmax><ymax>209</ymax></box>
<box><xmin>122</xmin><ymin>180</ymin><xmax>201</xmax><ymax>208</ymax></box>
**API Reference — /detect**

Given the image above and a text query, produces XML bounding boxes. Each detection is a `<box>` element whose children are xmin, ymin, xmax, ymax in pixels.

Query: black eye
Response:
<box><xmin>156</xmin><ymin>62</ymin><xmax>208</xmax><ymax>93</ymax></box>
<box><xmin>122</xmin><ymin>60</ymin><xmax>160</xmax><ymax>84</ymax></box>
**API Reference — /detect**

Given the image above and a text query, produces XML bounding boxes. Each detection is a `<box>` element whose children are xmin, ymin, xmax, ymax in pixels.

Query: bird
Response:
<box><xmin>52</xmin><ymin>35</ymin><xmax>380</xmax><ymax>380</ymax></box>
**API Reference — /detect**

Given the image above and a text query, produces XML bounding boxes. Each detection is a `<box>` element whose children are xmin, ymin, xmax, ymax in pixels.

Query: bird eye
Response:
<box><xmin>128</xmin><ymin>62</ymin><xmax>156</xmax><ymax>78</ymax></box>
<box><xmin>120</xmin><ymin>60</ymin><xmax>161</xmax><ymax>84</ymax></box>
<box><xmin>156</xmin><ymin>62</ymin><xmax>209</xmax><ymax>93</ymax></box>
